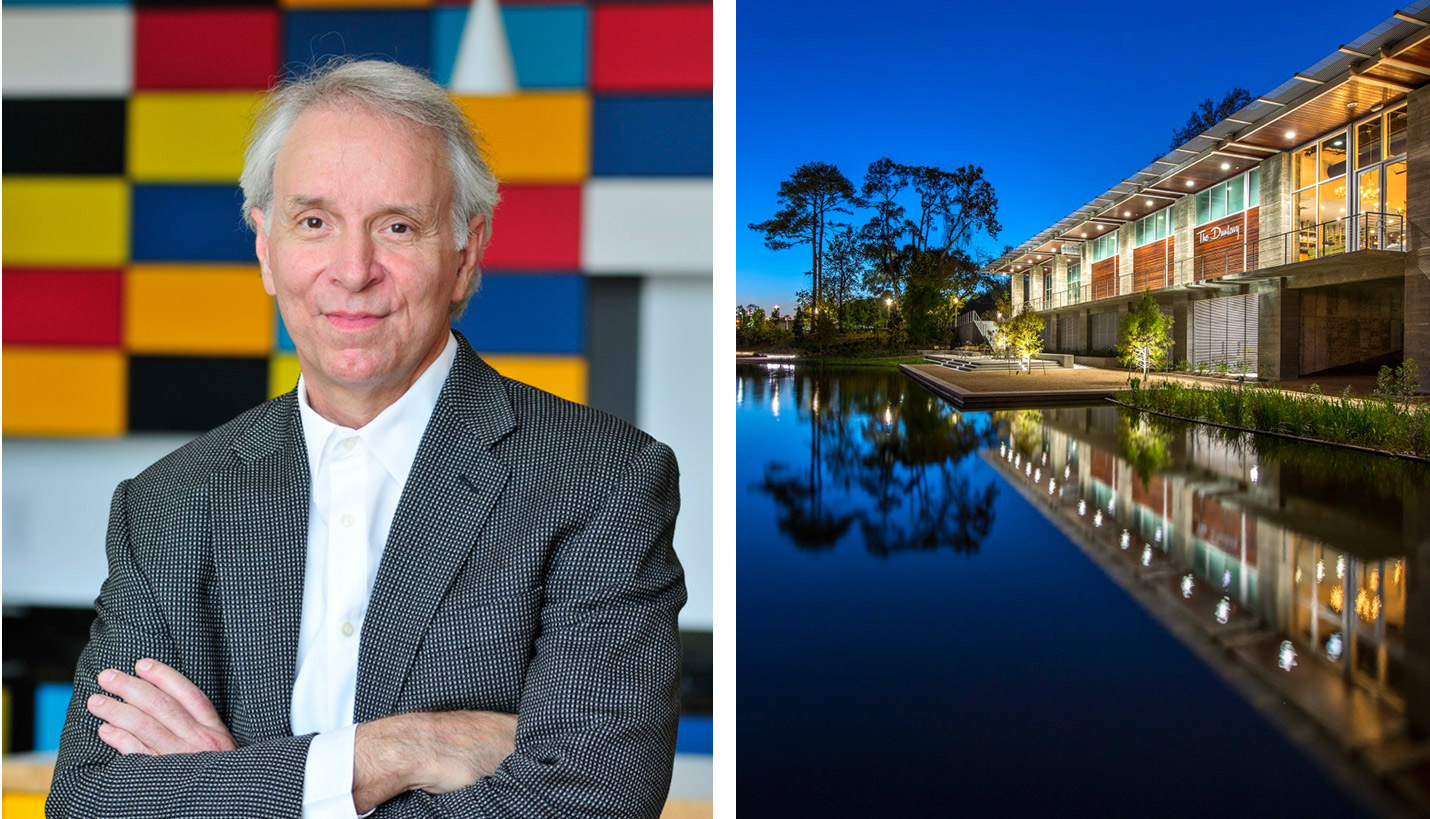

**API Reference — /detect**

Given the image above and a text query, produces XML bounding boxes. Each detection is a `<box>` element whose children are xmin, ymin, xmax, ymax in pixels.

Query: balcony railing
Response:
<box><xmin>1018</xmin><ymin>211</ymin><xmax>1405</xmax><ymax>313</ymax></box>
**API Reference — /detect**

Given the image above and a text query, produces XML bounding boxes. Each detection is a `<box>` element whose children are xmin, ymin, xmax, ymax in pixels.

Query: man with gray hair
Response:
<box><xmin>48</xmin><ymin>59</ymin><xmax>685</xmax><ymax>819</ymax></box>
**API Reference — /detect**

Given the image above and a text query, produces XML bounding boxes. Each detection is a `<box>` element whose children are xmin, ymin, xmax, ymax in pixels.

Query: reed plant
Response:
<box><xmin>1117</xmin><ymin>378</ymin><xmax>1430</xmax><ymax>459</ymax></box>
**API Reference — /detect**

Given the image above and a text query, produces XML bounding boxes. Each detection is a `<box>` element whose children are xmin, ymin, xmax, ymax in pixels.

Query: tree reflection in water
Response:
<box><xmin>752</xmin><ymin>366</ymin><xmax>999</xmax><ymax>556</ymax></box>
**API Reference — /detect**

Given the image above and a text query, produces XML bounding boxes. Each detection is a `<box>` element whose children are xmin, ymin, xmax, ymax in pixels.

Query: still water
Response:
<box><xmin>737</xmin><ymin>364</ymin><xmax>1426</xmax><ymax>817</ymax></box>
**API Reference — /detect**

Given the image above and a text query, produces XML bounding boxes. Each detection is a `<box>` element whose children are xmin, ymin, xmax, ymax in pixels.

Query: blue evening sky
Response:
<box><xmin>736</xmin><ymin>0</ymin><xmax>1398</xmax><ymax>310</ymax></box>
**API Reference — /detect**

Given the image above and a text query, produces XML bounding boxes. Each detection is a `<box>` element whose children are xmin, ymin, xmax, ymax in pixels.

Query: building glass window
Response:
<box><xmin>1388</xmin><ymin>108</ymin><xmax>1408</xmax><ymax>156</ymax></box>
<box><xmin>1195</xmin><ymin>170</ymin><xmax>1257</xmax><ymax>227</ymax></box>
<box><xmin>1134</xmin><ymin>208</ymin><xmax>1170</xmax><ymax>246</ymax></box>
<box><xmin>1291</xmin><ymin>104</ymin><xmax>1406</xmax><ymax>259</ymax></box>
<box><xmin>1320</xmin><ymin>133</ymin><xmax>1347</xmax><ymax>180</ymax></box>
<box><xmin>1090</xmin><ymin>231</ymin><xmax>1118</xmax><ymax>262</ymax></box>
<box><xmin>1067</xmin><ymin>261</ymin><xmax>1081</xmax><ymax>302</ymax></box>
<box><xmin>1357</xmin><ymin>118</ymin><xmax>1382</xmax><ymax>168</ymax></box>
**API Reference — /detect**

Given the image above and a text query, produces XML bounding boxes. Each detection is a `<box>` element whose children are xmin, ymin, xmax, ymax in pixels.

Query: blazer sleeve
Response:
<box><xmin>46</xmin><ymin>480</ymin><xmax>315</xmax><ymax>819</ymax></box>
<box><xmin>376</xmin><ymin>438</ymin><xmax>687</xmax><ymax>819</ymax></box>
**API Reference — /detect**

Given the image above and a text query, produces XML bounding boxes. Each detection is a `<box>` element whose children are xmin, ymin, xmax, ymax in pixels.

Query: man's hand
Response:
<box><xmin>86</xmin><ymin>658</ymin><xmax>238</xmax><ymax>755</ymax></box>
<box><xmin>352</xmin><ymin>711</ymin><xmax>517</xmax><ymax>813</ymax></box>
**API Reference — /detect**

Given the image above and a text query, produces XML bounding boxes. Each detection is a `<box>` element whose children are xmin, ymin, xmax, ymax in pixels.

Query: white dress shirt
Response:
<box><xmin>293</xmin><ymin>333</ymin><xmax>458</xmax><ymax>819</ymax></box>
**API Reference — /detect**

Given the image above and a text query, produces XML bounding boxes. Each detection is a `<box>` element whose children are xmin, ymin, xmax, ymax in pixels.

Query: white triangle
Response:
<box><xmin>450</xmin><ymin>0</ymin><xmax>517</xmax><ymax>94</ymax></box>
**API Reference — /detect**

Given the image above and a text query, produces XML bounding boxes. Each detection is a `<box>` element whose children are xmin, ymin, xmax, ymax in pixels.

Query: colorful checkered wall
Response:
<box><xmin>1</xmin><ymin>0</ymin><xmax>716</xmax><ymax>632</ymax></box>
<box><xmin>2</xmin><ymin>0</ymin><xmax>712</xmax><ymax>435</ymax></box>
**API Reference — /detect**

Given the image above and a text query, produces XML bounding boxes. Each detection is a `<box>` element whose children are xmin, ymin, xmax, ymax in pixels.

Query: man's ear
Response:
<box><xmin>252</xmin><ymin>208</ymin><xmax>276</xmax><ymax>296</ymax></box>
<box><xmin>452</xmin><ymin>215</ymin><xmax>487</xmax><ymax>302</ymax></box>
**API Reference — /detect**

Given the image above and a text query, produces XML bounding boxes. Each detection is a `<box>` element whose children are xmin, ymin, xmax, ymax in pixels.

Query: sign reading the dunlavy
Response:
<box><xmin>1195</xmin><ymin>222</ymin><xmax>1242</xmax><ymax>247</ymax></box>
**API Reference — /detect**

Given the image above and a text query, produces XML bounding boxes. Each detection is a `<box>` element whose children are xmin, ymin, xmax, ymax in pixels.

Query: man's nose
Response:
<box><xmin>332</xmin><ymin>229</ymin><xmax>380</xmax><ymax>290</ymax></box>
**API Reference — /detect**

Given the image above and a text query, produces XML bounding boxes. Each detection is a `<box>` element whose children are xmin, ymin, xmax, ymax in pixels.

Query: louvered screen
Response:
<box><xmin>1193</xmin><ymin>294</ymin><xmax>1259</xmax><ymax>374</ymax></box>
<box><xmin>1089</xmin><ymin>312</ymin><xmax>1118</xmax><ymax>352</ymax></box>
<box><xmin>1058</xmin><ymin>315</ymin><xmax>1085</xmax><ymax>352</ymax></box>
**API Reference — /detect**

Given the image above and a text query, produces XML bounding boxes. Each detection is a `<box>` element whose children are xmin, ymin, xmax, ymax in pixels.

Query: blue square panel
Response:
<box><xmin>35</xmin><ymin>682</ymin><xmax>74</xmax><ymax>753</ymax></box>
<box><xmin>453</xmin><ymin>272</ymin><xmax>583</xmax><ymax>354</ymax></box>
<box><xmin>132</xmin><ymin>185</ymin><xmax>255</xmax><ymax>262</ymax></box>
<box><xmin>432</xmin><ymin>5</ymin><xmax>586</xmax><ymax>89</ymax></box>
<box><xmin>286</xmin><ymin>11</ymin><xmax>431</xmax><ymax>73</ymax></box>
<box><xmin>506</xmin><ymin>5</ymin><xmax>586</xmax><ymax>88</ymax></box>
<box><xmin>592</xmin><ymin>96</ymin><xmax>712</xmax><ymax>176</ymax></box>
<box><xmin>430</xmin><ymin>7</ymin><xmax>466</xmax><ymax>87</ymax></box>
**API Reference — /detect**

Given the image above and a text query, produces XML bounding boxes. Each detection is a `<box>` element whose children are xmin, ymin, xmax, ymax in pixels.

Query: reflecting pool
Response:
<box><xmin>737</xmin><ymin>363</ymin><xmax>1427</xmax><ymax>817</ymax></box>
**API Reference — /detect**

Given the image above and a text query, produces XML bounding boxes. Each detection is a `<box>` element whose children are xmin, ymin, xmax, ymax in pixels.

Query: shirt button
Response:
<box><xmin>340</xmin><ymin>513</ymin><xmax>354</xmax><ymax>528</ymax></box>
<box><xmin>341</xmin><ymin>621</ymin><xmax>354</xmax><ymax>637</ymax></box>
<box><xmin>342</xmin><ymin>437</ymin><xmax>357</xmax><ymax>452</ymax></box>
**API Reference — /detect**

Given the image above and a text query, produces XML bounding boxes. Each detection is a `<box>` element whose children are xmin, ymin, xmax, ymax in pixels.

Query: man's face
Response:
<box><xmin>253</xmin><ymin>105</ymin><xmax>484</xmax><ymax>420</ymax></box>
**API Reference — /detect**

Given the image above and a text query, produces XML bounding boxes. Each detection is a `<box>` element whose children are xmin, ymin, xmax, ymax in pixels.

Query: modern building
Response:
<box><xmin>988</xmin><ymin>5</ymin><xmax>1430</xmax><ymax>386</ymax></box>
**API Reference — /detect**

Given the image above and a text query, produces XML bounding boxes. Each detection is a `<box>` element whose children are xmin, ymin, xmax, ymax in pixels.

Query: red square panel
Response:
<box><xmin>4</xmin><ymin>269</ymin><xmax>123</xmax><ymax>346</ymax></box>
<box><xmin>136</xmin><ymin>9</ymin><xmax>281</xmax><ymax>90</ymax></box>
<box><xmin>482</xmin><ymin>185</ymin><xmax>582</xmax><ymax>270</ymax></box>
<box><xmin>592</xmin><ymin>4</ymin><xmax>713</xmax><ymax>93</ymax></box>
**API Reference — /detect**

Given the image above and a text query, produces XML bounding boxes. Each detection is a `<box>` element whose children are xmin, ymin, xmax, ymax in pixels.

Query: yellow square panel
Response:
<box><xmin>269</xmin><ymin>353</ymin><xmax>301</xmax><ymax>399</ymax></box>
<box><xmin>126</xmin><ymin>266</ymin><xmax>272</xmax><ymax>355</ymax></box>
<box><xmin>129</xmin><ymin>93</ymin><xmax>261</xmax><ymax>182</ymax></box>
<box><xmin>2</xmin><ymin>794</ymin><xmax>46</xmax><ymax>819</ymax></box>
<box><xmin>5</xmin><ymin>348</ymin><xmax>126</xmax><ymax>436</ymax></box>
<box><xmin>3</xmin><ymin>177</ymin><xmax>128</xmax><ymax>266</ymax></box>
<box><xmin>483</xmin><ymin>355</ymin><xmax>586</xmax><ymax>404</ymax></box>
<box><xmin>455</xmin><ymin>94</ymin><xmax>589</xmax><ymax>183</ymax></box>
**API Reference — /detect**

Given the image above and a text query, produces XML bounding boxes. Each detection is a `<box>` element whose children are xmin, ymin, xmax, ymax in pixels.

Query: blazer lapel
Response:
<box><xmin>212</xmin><ymin>394</ymin><xmax>310</xmax><ymax>742</ymax></box>
<box><xmin>354</xmin><ymin>337</ymin><xmax>516</xmax><ymax>721</ymax></box>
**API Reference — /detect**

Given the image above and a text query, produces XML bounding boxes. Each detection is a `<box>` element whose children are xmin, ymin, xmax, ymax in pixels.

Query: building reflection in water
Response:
<box><xmin>986</xmin><ymin>404</ymin><xmax>1428</xmax><ymax>792</ymax></box>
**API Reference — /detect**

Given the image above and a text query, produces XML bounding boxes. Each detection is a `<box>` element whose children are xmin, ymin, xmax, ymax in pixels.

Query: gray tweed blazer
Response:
<box><xmin>48</xmin><ymin>333</ymin><xmax>686</xmax><ymax>818</ymax></box>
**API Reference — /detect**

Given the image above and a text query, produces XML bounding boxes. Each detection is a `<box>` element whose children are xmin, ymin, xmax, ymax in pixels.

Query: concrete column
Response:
<box><xmin>1171</xmin><ymin>296</ymin><xmax>1191</xmax><ymax>366</ymax></box>
<box><xmin>1259</xmin><ymin>152</ymin><xmax>1289</xmax><ymax>270</ymax></box>
<box><xmin>1404</xmin><ymin>85</ymin><xmax>1430</xmax><ymax>389</ymax></box>
<box><xmin>1053</xmin><ymin>255</ymin><xmax>1068</xmax><ymax>309</ymax></box>
<box><xmin>1011</xmin><ymin>272</ymin><xmax>1023</xmax><ymax>315</ymax></box>
<box><xmin>1118</xmin><ymin>223</ymin><xmax>1134</xmax><ymax>295</ymax></box>
<box><xmin>1173</xmin><ymin>196</ymin><xmax>1194</xmax><ymax>285</ymax></box>
<box><xmin>1256</xmin><ymin>281</ymin><xmax>1300</xmax><ymax>381</ymax></box>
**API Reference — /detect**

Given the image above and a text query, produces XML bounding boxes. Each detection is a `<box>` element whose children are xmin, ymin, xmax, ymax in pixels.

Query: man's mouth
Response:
<box><xmin>323</xmin><ymin>311</ymin><xmax>384</xmax><ymax>331</ymax></box>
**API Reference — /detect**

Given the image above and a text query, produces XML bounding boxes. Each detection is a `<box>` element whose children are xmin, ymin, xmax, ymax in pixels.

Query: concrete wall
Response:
<box><xmin>1298</xmin><ymin>279</ymin><xmax>1403</xmax><ymax>375</ymax></box>
<box><xmin>1173</xmin><ymin>195</ymin><xmax>1193</xmax><ymax>284</ymax></box>
<box><xmin>1259</xmin><ymin>152</ymin><xmax>1290</xmax><ymax>269</ymax></box>
<box><xmin>1405</xmin><ymin>84</ymin><xmax>1430</xmax><ymax>389</ymax></box>
<box><xmin>1118</xmin><ymin>222</ymin><xmax>1134</xmax><ymax>295</ymax></box>
<box><xmin>1255</xmin><ymin>281</ymin><xmax>1298</xmax><ymax>380</ymax></box>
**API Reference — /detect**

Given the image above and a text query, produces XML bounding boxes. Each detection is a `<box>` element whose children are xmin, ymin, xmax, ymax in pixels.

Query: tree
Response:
<box><xmin>748</xmin><ymin>162</ymin><xmax>856</xmax><ymax>317</ymax></box>
<box><xmin>1001</xmin><ymin>307</ymin><xmax>1046</xmax><ymax>374</ymax></box>
<box><xmin>1169</xmin><ymin>87</ymin><xmax>1252</xmax><ymax>151</ymax></box>
<box><xmin>736</xmin><ymin>304</ymin><xmax>748</xmax><ymax>329</ymax></box>
<box><xmin>822</xmin><ymin>224</ymin><xmax>866</xmax><ymax>327</ymax></box>
<box><xmin>1118</xmin><ymin>289</ymin><xmax>1173</xmax><ymax>380</ymax></box>
<box><xmin>857</xmin><ymin>158</ymin><xmax>912</xmax><ymax>301</ymax></box>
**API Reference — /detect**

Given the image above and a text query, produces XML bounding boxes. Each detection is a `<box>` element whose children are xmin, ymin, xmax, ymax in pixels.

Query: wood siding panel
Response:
<box><xmin>1193</xmin><ymin>211</ymin><xmax>1249</xmax><ymax>280</ymax></box>
<box><xmin>1132</xmin><ymin>237</ymin><xmax>1172</xmax><ymax>292</ymax></box>
<box><xmin>1091</xmin><ymin>257</ymin><xmax>1118</xmax><ymax>299</ymax></box>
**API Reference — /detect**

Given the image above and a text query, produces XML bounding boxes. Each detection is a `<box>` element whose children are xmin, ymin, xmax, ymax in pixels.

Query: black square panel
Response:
<box><xmin>128</xmin><ymin>356</ymin><xmax>270</xmax><ymax>432</ymax></box>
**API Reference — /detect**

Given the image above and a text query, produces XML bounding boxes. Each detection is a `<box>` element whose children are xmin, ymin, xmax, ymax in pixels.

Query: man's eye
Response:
<box><xmin>390</xmin><ymin>223</ymin><xmax>410</xmax><ymax>234</ymax></box>
<box><xmin>303</xmin><ymin>217</ymin><xmax>324</xmax><ymax>229</ymax></box>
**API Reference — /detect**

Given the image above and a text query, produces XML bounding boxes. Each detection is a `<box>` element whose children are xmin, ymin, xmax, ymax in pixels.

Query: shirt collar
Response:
<box><xmin>297</xmin><ymin>332</ymin><xmax>458</xmax><ymax>488</ymax></box>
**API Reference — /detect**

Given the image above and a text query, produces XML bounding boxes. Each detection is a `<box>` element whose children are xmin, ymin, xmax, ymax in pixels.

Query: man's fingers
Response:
<box><xmin>87</xmin><ymin>692</ymin><xmax>184</xmax><ymax>754</ymax></box>
<box><xmin>96</xmin><ymin>668</ymin><xmax>195</xmax><ymax>738</ymax></box>
<box><xmin>96</xmin><ymin>722</ymin><xmax>156</xmax><ymax>756</ymax></box>
<box><xmin>133</xmin><ymin>658</ymin><xmax>228</xmax><ymax>732</ymax></box>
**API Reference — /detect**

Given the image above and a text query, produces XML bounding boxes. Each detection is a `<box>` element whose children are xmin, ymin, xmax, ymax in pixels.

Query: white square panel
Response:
<box><xmin>583</xmin><ymin>178</ymin><xmax>713</xmax><ymax>275</ymax></box>
<box><xmin>3</xmin><ymin>7</ymin><xmax>134</xmax><ymax>97</ymax></box>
